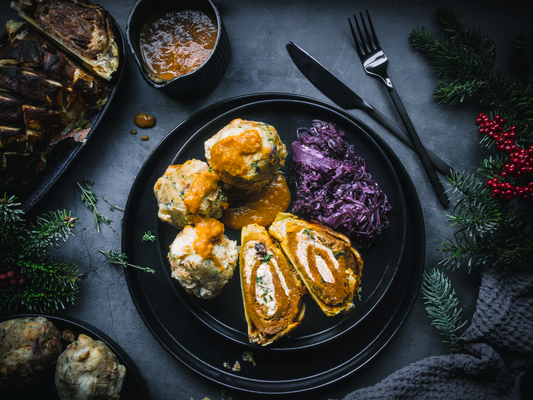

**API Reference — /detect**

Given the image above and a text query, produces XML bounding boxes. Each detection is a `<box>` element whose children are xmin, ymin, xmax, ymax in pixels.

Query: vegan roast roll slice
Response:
<box><xmin>240</xmin><ymin>224</ymin><xmax>306</xmax><ymax>346</ymax></box>
<box><xmin>12</xmin><ymin>0</ymin><xmax>120</xmax><ymax>81</ymax></box>
<box><xmin>269</xmin><ymin>212</ymin><xmax>363</xmax><ymax>316</ymax></box>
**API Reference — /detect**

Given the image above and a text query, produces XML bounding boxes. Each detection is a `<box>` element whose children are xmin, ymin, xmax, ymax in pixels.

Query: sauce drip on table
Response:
<box><xmin>134</xmin><ymin>113</ymin><xmax>156</xmax><ymax>128</ymax></box>
<box><xmin>139</xmin><ymin>9</ymin><xmax>218</xmax><ymax>80</ymax></box>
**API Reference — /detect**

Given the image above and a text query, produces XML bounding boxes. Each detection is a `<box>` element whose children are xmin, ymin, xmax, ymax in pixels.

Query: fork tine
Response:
<box><xmin>348</xmin><ymin>17</ymin><xmax>364</xmax><ymax>57</ymax></box>
<box><xmin>351</xmin><ymin>13</ymin><xmax>369</xmax><ymax>55</ymax></box>
<box><xmin>364</xmin><ymin>9</ymin><xmax>381</xmax><ymax>48</ymax></box>
<box><xmin>359</xmin><ymin>11</ymin><xmax>375</xmax><ymax>51</ymax></box>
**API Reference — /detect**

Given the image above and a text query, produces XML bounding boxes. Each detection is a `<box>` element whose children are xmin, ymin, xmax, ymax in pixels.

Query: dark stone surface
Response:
<box><xmin>1</xmin><ymin>0</ymin><xmax>531</xmax><ymax>399</ymax></box>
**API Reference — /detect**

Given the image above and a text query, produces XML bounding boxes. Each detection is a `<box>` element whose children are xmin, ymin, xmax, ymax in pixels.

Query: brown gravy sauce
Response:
<box><xmin>221</xmin><ymin>173</ymin><xmax>292</xmax><ymax>230</ymax></box>
<box><xmin>139</xmin><ymin>9</ymin><xmax>218</xmax><ymax>80</ymax></box>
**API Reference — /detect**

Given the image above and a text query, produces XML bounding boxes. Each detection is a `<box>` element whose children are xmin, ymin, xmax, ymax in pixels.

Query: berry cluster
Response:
<box><xmin>0</xmin><ymin>270</ymin><xmax>26</xmax><ymax>288</ymax></box>
<box><xmin>476</xmin><ymin>113</ymin><xmax>533</xmax><ymax>200</ymax></box>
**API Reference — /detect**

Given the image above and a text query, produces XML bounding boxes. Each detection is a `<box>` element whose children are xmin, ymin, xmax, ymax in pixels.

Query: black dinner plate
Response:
<box><xmin>0</xmin><ymin>14</ymin><xmax>126</xmax><ymax>212</ymax></box>
<box><xmin>0</xmin><ymin>313</ymin><xmax>151</xmax><ymax>400</ymax></box>
<box><xmin>122</xmin><ymin>93</ymin><xmax>425</xmax><ymax>396</ymax></box>
<box><xmin>156</xmin><ymin>99</ymin><xmax>407</xmax><ymax>350</ymax></box>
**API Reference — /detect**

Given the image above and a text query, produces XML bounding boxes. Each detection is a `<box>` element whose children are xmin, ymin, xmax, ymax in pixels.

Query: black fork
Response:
<box><xmin>349</xmin><ymin>11</ymin><xmax>449</xmax><ymax>208</ymax></box>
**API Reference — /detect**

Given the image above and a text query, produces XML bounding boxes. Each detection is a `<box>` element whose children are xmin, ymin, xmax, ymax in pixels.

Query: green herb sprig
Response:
<box><xmin>142</xmin><ymin>231</ymin><xmax>156</xmax><ymax>242</ymax></box>
<box><xmin>99</xmin><ymin>249</ymin><xmax>155</xmax><ymax>274</ymax></box>
<box><xmin>78</xmin><ymin>179</ymin><xmax>114</xmax><ymax>234</ymax></box>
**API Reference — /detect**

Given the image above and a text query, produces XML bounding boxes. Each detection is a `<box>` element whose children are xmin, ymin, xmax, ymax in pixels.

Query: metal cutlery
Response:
<box><xmin>286</xmin><ymin>42</ymin><xmax>454</xmax><ymax>176</ymax></box>
<box><xmin>349</xmin><ymin>10</ymin><xmax>449</xmax><ymax>207</ymax></box>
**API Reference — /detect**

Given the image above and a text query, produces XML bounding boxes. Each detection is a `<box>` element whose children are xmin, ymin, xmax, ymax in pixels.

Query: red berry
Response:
<box><xmin>0</xmin><ymin>273</ymin><xmax>7</xmax><ymax>281</ymax></box>
<box><xmin>7</xmin><ymin>270</ymin><xmax>15</xmax><ymax>280</ymax></box>
<box><xmin>17</xmin><ymin>278</ymin><xmax>26</xmax><ymax>286</ymax></box>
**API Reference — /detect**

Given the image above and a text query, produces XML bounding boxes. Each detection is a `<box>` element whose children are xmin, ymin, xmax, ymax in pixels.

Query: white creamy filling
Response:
<box><xmin>296</xmin><ymin>231</ymin><xmax>338</xmax><ymax>283</ymax></box>
<box><xmin>256</xmin><ymin>263</ymin><xmax>277</xmax><ymax>316</ymax></box>
<box><xmin>272</xmin><ymin>257</ymin><xmax>290</xmax><ymax>297</ymax></box>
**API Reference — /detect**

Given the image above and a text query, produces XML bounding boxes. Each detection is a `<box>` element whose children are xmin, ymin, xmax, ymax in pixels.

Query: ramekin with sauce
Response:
<box><xmin>126</xmin><ymin>0</ymin><xmax>230</xmax><ymax>94</ymax></box>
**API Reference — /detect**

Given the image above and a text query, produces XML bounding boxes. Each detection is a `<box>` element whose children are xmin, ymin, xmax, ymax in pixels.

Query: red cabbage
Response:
<box><xmin>290</xmin><ymin>120</ymin><xmax>391</xmax><ymax>248</ymax></box>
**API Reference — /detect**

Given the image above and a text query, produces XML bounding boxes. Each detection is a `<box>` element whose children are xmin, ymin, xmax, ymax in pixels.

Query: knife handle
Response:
<box><xmin>364</xmin><ymin>104</ymin><xmax>454</xmax><ymax>177</ymax></box>
<box><xmin>388</xmin><ymin>89</ymin><xmax>449</xmax><ymax>207</ymax></box>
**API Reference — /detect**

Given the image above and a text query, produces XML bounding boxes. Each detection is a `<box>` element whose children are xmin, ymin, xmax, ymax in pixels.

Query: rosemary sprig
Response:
<box><xmin>99</xmin><ymin>249</ymin><xmax>155</xmax><ymax>274</ymax></box>
<box><xmin>77</xmin><ymin>179</ymin><xmax>114</xmax><ymax>234</ymax></box>
<box><xmin>422</xmin><ymin>269</ymin><xmax>467</xmax><ymax>354</ymax></box>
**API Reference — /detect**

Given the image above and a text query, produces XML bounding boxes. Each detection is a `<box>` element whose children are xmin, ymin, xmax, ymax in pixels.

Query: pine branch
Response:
<box><xmin>422</xmin><ymin>269</ymin><xmax>467</xmax><ymax>353</ymax></box>
<box><xmin>0</xmin><ymin>195</ymin><xmax>81</xmax><ymax>313</ymax></box>
<box><xmin>514</xmin><ymin>31</ymin><xmax>533</xmax><ymax>73</ymax></box>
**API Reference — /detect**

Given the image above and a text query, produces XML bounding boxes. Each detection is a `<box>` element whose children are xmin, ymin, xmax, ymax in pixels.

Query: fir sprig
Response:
<box><xmin>410</xmin><ymin>8</ymin><xmax>533</xmax><ymax>134</ymax></box>
<box><xmin>0</xmin><ymin>194</ymin><xmax>81</xmax><ymax>313</ymax></box>
<box><xmin>411</xmin><ymin>7</ymin><xmax>533</xmax><ymax>269</ymax></box>
<box><xmin>422</xmin><ymin>269</ymin><xmax>467</xmax><ymax>354</ymax></box>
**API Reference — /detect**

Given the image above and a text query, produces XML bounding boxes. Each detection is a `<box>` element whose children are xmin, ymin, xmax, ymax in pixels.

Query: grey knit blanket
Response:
<box><xmin>340</xmin><ymin>265</ymin><xmax>533</xmax><ymax>400</ymax></box>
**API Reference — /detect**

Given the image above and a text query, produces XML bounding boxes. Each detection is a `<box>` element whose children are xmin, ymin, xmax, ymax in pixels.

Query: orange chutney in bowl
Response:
<box><xmin>139</xmin><ymin>9</ymin><xmax>218</xmax><ymax>80</ymax></box>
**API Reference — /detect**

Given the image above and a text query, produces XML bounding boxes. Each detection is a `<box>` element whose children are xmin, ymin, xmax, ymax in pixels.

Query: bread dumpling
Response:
<box><xmin>0</xmin><ymin>316</ymin><xmax>62</xmax><ymax>388</ymax></box>
<box><xmin>240</xmin><ymin>224</ymin><xmax>306</xmax><ymax>346</ymax></box>
<box><xmin>204</xmin><ymin>119</ymin><xmax>287</xmax><ymax>191</ymax></box>
<box><xmin>168</xmin><ymin>217</ymin><xmax>238</xmax><ymax>299</ymax></box>
<box><xmin>269</xmin><ymin>213</ymin><xmax>363</xmax><ymax>316</ymax></box>
<box><xmin>154</xmin><ymin>159</ymin><xmax>228</xmax><ymax>229</ymax></box>
<box><xmin>55</xmin><ymin>333</ymin><xmax>126</xmax><ymax>400</ymax></box>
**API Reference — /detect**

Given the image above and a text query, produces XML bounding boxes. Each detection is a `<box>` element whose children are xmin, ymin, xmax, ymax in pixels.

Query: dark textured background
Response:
<box><xmin>1</xmin><ymin>0</ymin><xmax>531</xmax><ymax>399</ymax></box>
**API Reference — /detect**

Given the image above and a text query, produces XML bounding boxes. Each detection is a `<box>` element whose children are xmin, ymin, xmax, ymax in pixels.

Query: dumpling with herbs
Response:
<box><xmin>204</xmin><ymin>118</ymin><xmax>287</xmax><ymax>191</ymax></box>
<box><xmin>168</xmin><ymin>217</ymin><xmax>238</xmax><ymax>299</ymax></box>
<box><xmin>154</xmin><ymin>159</ymin><xmax>228</xmax><ymax>229</ymax></box>
<box><xmin>0</xmin><ymin>316</ymin><xmax>62</xmax><ymax>388</ymax></box>
<box><xmin>55</xmin><ymin>333</ymin><xmax>126</xmax><ymax>400</ymax></box>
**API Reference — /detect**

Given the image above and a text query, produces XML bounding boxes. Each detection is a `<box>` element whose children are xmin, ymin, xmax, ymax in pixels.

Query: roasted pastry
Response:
<box><xmin>154</xmin><ymin>159</ymin><xmax>228</xmax><ymax>229</ymax></box>
<box><xmin>55</xmin><ymin>333</ymin><xmax>126</xmax><ymax>400</ymax></box>
<box><xmin>204</xmin><ymin>118</ymin><xmax>287</xmax><ymax>191</ymax></box>
<box><xmin>240</xmin><ymin>224</ymin><xmax>306</xmax><ymax>346</ymax></box>
<box><xmin>269</xmin><ymin>213</ymin><xmax>363</xmax><ymax>316</ymax></box>
<box><xmin>0</xmin><ymin>316</ymin><xmax>62</xmax><ymax>388</ymax></box>
<box><xmin>168</xmin><ymin>217</ymin><xmax>238</xmax><ymax>299</ymax></box>
<box><xmin>0</xmin><ymin>20</ymin><xmax>109</xmax><ymax>197</ymax></box>
<box><xmin>11</xmin><ymin>0</ymin><xmax>120</xmax><ymax>81</ymax></box>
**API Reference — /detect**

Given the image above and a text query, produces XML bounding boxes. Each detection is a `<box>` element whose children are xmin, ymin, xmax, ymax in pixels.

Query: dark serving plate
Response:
<box><xmin>0</xmin><ymin>15</ymin><xmax>126</xmax><ymax>212</ymax></box>
<box><xmin>0</xmin><ymin>313</ymin><xmax>151</xmax><ymax>400</ymax></box>
<box><xmin>122</xmin><ymin>93</ymin><xmax>425</xmax><ymax>396</ymax></box>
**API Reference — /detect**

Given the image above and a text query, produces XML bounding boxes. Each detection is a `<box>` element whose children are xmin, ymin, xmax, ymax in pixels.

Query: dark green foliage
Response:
<box><xmin>410</xmin><ymin>7</ymin><xmax>533</xmax><ymax>269</ymax></box>
<box><xmin>412</xmin><ymin>8</ymin><xmax>533</xmax><ymax>353</ymax></box>
<box><xmin>0</xmin><ymin>195</ymin><xmax>80</xmax><ymax>313</ymax></box>
<box><xmin>422</xmin><ymin>269</ymin><xmax>467</xmax><ymax>354</ymax></box>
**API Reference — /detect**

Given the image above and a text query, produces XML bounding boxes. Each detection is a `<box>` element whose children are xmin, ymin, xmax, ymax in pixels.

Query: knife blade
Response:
<box><xmin>286</xmin><ymin>41</ymin><xmax>454</xmax><ymax>176</ymax></box>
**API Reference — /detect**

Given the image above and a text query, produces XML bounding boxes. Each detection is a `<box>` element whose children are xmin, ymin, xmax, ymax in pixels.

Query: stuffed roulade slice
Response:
<box><xmin>269</xmin><ymin>212</ymin><xmax>363</xmax><ymax>316</ymax></box>
<box><xmin>240</xmin><ymin>223</ymin><xmax>306</xmax><ymax>346</ymax></box>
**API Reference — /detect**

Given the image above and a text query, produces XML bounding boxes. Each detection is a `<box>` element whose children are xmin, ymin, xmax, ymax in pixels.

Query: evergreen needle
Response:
<box><xmin>422</xmin><ymin>269</ymin><xmax>467</xmax><ymax>354</ymax></box>
<box><xmin>99</xmin><ymin>249</ymin><xmax>155</xmax><ymax>274</ymax></box>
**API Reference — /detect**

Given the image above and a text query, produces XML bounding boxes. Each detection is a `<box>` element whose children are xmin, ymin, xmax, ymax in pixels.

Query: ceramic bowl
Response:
<box><xmin>126</xmin><ymin>0</ymin><xmax>230</xmax><ymax>94</ymax></box>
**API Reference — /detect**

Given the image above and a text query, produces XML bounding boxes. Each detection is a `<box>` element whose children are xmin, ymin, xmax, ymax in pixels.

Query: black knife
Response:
<box><xmin>286</xmin><ymin>41</ymin><xmax>454</xmax><ymax>176</ymax></box>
